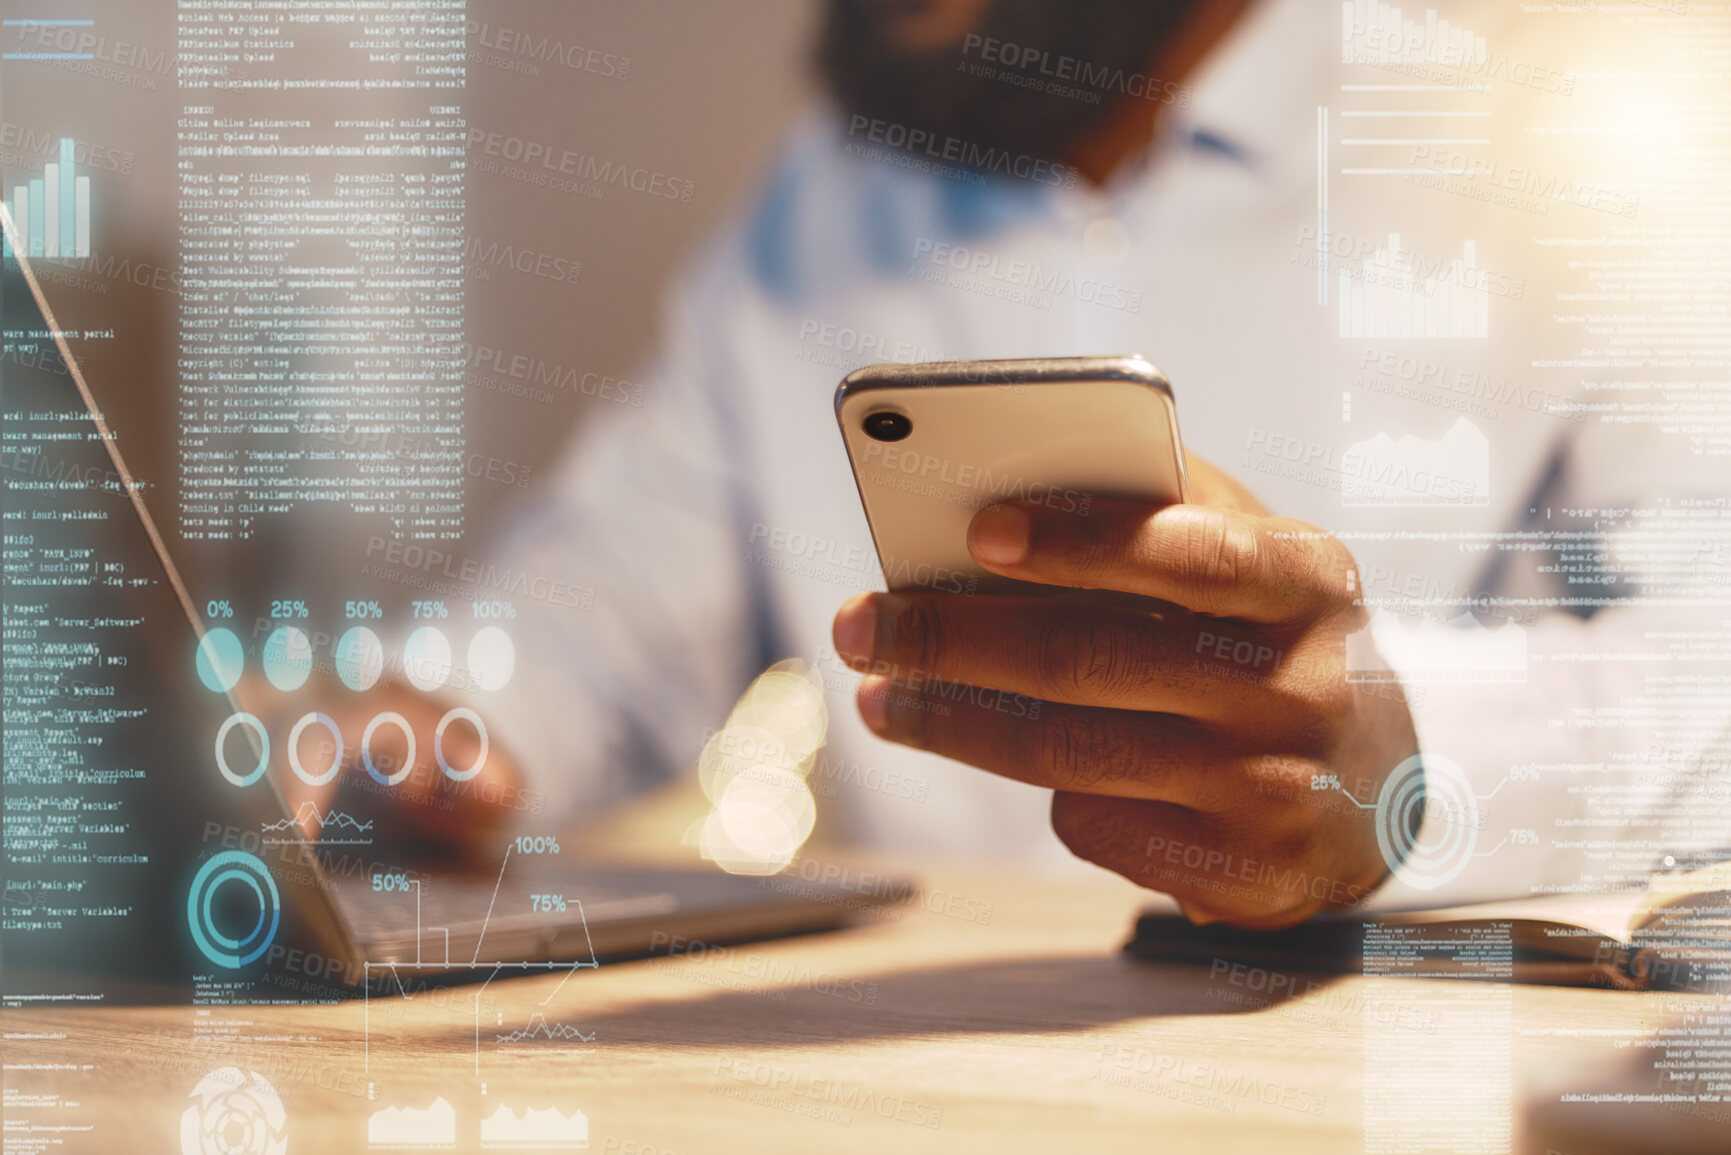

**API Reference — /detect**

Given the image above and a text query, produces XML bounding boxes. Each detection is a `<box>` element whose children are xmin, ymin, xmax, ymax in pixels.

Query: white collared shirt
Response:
<box><xmin>486</xmin><ymin>0</ymin><xmax>1731</xmax><ymax>905</ymax></box>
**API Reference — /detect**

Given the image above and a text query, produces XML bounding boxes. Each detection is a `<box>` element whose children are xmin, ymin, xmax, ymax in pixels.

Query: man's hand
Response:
<box><xmin>831</xmin><ymin>458</ymin><xmax>1418</xmax><ymax>927</ymax></box>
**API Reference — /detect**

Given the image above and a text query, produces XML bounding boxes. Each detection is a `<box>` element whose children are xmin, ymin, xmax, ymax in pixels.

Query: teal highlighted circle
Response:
<box><xmin>186</xmin><ymin>850</ymin><xmax>280</xmax><ymax>969</ymax></box>
<box><xmin>214</xmin><ymin>712</ymin><xmax>270</xmax><ymax>787</ymax></box>
<box><xmin>402</xmin><ymin>626</ymin><xmax>452</xmax><ymax>692</ymax></box>
<box><xmin>202</xmin><ymin>871</ymin><xmax>266</xmax><ymax>950</ymax></box>
<box><xmin>195</xmin><ymin>628</ymin><xmax>245</xmax><ymax>693</ymax></box>
<box><xmin>262</xmin><ymin>626</ymin><xmax>313</xmax><ymax>692</ymax></box>
<box><xmin>467</xmin><ymin>627</ymin><xmax>516</xmax><ymax>692</ymax></box>
<box><xmin>335</xmin><ymin>626</ymin><xmax>385</xmax><ymax>691</ymax></box>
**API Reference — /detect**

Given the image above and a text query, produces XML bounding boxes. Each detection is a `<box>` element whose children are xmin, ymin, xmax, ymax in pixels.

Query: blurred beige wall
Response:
<box><xmin>1</xmin><ymin>1</ymin><xmax>821</xmax><ymax>544</ymax></box>
<box><xmin>464</xmin><ymin>0</ymin><xmax>824</xmax><ymax>516</ymax></box>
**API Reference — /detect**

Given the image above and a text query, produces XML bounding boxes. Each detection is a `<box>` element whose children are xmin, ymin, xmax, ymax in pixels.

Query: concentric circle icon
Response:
<box><xmin>362</xmin><ymin>711</ymin><xmax>416</xmax><ymax>786</ymax></box>
<box><xmin>186</xmin><ymin>851</ymin><xmax>281</xmax><ymax>970</ymax></box>
<box><xmin>214</xmin><ymin>713</ymin><xmax>270</xmax><ymax>787</ymax></box>
<box><xmin>287</xmin><ymin>712</ymin><xmax>343</xmax><ymax>786</ymax></box>
<box><xmin>434</xmin><ymin>707</ymin><xmax>488</xmax><ymax>781</ymax></box>
<box><xmin>179</xmin><ymin>1066</ymin><xmax>287</xmax><ymax>1155</ymax></box>
<box><xmin>1375</xmin><ymin>753</ymin><xmax>1478</xmax><ymax>891</ymax></box>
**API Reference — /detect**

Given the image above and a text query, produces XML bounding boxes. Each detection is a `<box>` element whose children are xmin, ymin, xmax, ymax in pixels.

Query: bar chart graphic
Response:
<box><xmin>1341</xmin><ymin>417</ymin><xmax>1490</xmax><ymax>507</ymax></box>
<box><xmin>3</xmin><ymin>138</ymin><xmax>92</xmax><ymax>259</ymax></box>
<box><xmin>1342</xmin><ymin>2</ymin><xmax>1487</xmax><ymax>67</ymax></box>
<box><xmin>1338</xmin><ymin>234</ymin><xmax>1489</xmax><ymax>339</ymax></box>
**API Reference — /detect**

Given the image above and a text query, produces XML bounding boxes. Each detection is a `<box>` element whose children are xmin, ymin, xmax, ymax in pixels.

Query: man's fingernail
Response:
<box><xmin>857</xmin><ymin>674</ymin><xmax>891</xmax><ymax>734</ymax></box>
<box><xmin>833</xmin><ymin>594</ymin><xmax>877</xmax><ymax>667</ymax></box>
<box><xmin>970</xmin><ymin>503</ymin><xmax>1030</xmax><ymax>567</ymax></box>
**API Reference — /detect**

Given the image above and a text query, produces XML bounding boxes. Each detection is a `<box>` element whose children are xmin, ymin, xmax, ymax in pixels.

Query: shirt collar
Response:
<box><xmin>1169</xmin><ymin>0</ymin><xmax>1331</xmax><ymax>175</ymax></box>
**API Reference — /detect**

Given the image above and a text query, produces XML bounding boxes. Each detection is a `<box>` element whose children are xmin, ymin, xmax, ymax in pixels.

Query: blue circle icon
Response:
<box><xmin>187</xmin><ymin>851</ymin><xmax>281</xmax><ymax>969</ymax></box>
<box><xmin>261</xmin><ymin>626</ymin><xmax>313</xmax><ymax>692</ymax></box>
<box><xmin>195</xmin><ymin>628</ymin><xmax>245</xmax><ymax>693</ymax></box>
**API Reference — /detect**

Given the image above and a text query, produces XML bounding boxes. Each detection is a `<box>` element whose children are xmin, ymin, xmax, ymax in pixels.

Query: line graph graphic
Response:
<box><xmin>362</xmin><ymin>843</ymin><xmax>601</xmax><ymax>1078</ymax></box>
<box><xmin>261</xmin><ymin>802</ymin><xmax>374</xmax><ymax>845</ymax></box>
<box><xmin>1312</xmin><ymin>753</ymin><xmax>1537</xmax><ymax>891</ymax></box>
<box><xmin>480</xmin><ymin>1104</ymin><xmax>588</xmax><ymax>1150</ymax></box>
<box><xmin>497</xmin><ymin>1014</ymin><xmax>596</xmax><ymax>1045</ymax></box>
<box><xmin>368</xmin><ymin>1097</ymin><xmax>456</xmax><ymax>1149</ymax></box>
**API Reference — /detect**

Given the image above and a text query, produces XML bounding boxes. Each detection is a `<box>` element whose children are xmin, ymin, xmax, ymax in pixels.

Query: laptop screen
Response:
<box><xmin>3</xmin><ymin>246</ymin><xmax>357</xmax><ymax>999</ymax></box>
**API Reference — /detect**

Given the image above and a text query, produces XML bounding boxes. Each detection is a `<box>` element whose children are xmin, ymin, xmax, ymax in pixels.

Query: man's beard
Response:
<box><xmin>820</xmin><ymin>0</ymin><xmax>1204</xmax><ymax>169</ymax></box>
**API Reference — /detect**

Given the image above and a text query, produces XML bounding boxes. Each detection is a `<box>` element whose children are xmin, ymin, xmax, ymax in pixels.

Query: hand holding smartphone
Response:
<box><xmin>830</xmin><ymin>356</ymin><xmax>1417</xmax><ymax>929</ymax></box>
<box><xmin>835</xmin><ymin>355</ymin><xmax>1189</xmax><ymax>595</ymax></box>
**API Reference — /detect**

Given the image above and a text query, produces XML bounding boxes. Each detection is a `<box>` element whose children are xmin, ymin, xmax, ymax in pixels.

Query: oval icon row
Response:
<box><xmin>215</xmin><ymin>707</ymin><xmax>490</xmax><ymax>787</ymax></box>
<box><xmin>196</xmin><ymin>626</ymin><xmax>516</xmax><ymax>694</ymax></box>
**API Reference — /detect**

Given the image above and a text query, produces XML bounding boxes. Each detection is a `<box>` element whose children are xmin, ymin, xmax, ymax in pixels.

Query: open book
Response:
<box><xmin>1125</xmin><ymin>866</ymin><xmax>1731</xmax><ymax>991</ymax></box>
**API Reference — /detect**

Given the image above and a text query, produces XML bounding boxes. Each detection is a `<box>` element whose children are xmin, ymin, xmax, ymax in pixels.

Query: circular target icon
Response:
<box><xmin>186</xmin><ymin>851</ymin><xmax>281</xmax><ymax>970</ymax></box>
<box><xmin>1374</xmin><ymin>753</ymin><xmax>1478</xmax><ymax>891</ymax></box>
<box><xmin>179</xmin><ymin>1066</ymin><xmax>287</xmax><ymax>1155</ymax></box>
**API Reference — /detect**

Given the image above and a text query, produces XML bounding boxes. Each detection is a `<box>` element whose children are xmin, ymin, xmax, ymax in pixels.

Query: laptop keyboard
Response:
<box><xmin>327</xmin><ymin>866</ymin><xmax>685</xmax><ymax>938</ymax></box>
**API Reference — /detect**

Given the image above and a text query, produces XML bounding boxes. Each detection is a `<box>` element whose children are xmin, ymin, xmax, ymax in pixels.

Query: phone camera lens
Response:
<box><xmin>863</xmin><ymin>411</ymin><xmax>912</xmax><ymax>443</ymax></box>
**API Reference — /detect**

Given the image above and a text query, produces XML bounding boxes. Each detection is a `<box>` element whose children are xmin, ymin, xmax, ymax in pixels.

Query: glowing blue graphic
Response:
<box><xmin>1375</xmin><ymin>753</ymin><xmax>1478</xmax><ymax>891</ymax></box>
<box><xmin>334</xmin><ymin>626</ymin><xmax>385</xmax><ymax>691</ymax></box>
<box><xmin>187</xmin><ymin>851</ymin><xmax>281</xmax><ymax>969</ymax></box>
<box><xmin>435</xmin><ymin>706</ymin><xmax>488</xmax><ymax>781</ymax></box>
<box><xmin>2</xmin><ymin>139</ymin><xmax>91</xmax><ymax>259</ymax></box>
<box><xmin>179</xmin><ymin>1066</ymin><xmax>287</xmax><ymax>1155</ymax></box>
<box><xmin>467</xmin><ymin>626</ymin><xmax>516</xmax><ymax>692</ymax></box>
<box><xmin>363</xmin><ymin>711</ymin><xmax>416</xmax><ymax>786</ymax></box>
<box><xmin>214</xmin><ymin>712</ymin><xmax>270</xmax><ymax>787</ymax></box>
<box><xmin>287</xmin><ymin>712</ymin><xmax>343</xmax><ymax>786</ymax></box>
<box><xmin>195</xmin><ymin>628</ymin><xmax>245</xmax><ymax>693</ymax></box>
<box><xmin>403</xmin><ymin>626</ymin><xmax>452</xmax><ymax>691</ymax></box>
<box><xmin>262</xmin><ymin>626</ymin><xmax>313</xmax><ymax>692</ymax></box>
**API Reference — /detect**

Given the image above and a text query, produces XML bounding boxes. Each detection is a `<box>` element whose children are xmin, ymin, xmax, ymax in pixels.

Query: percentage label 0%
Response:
<box><xmin>206</xmin><ymin>600</ymin><xmax>234</xmax><ymax>619</ymax></box>
<box><xmin>531</xmin><ymin>894</ymin><xmax>567</xmax><ymax>913</ymax></box>
<box><xmin>372</xmin><ymin>872</ymin><xmax>412</xmax><ymax>893</ymax></box>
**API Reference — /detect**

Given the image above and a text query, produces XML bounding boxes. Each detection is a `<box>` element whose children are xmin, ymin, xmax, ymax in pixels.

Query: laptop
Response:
<box><xmin>1</xmin><ymin>216</ymin><xmax>902</xmax><ymax>1000</ymax></box>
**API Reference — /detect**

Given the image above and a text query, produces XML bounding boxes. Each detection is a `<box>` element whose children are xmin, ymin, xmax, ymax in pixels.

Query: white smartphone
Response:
<box><xmin>834</xmin><ymin>355</ymin><xmax>1189</xmax><ymax>595</ymax></box>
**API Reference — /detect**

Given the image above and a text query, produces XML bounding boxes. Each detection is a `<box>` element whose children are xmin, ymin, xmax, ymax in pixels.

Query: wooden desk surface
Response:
<box><xmin>4</xmin><ymin>859</ymin><xmax>1724</xmax><ymax>1154</ymax></box>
